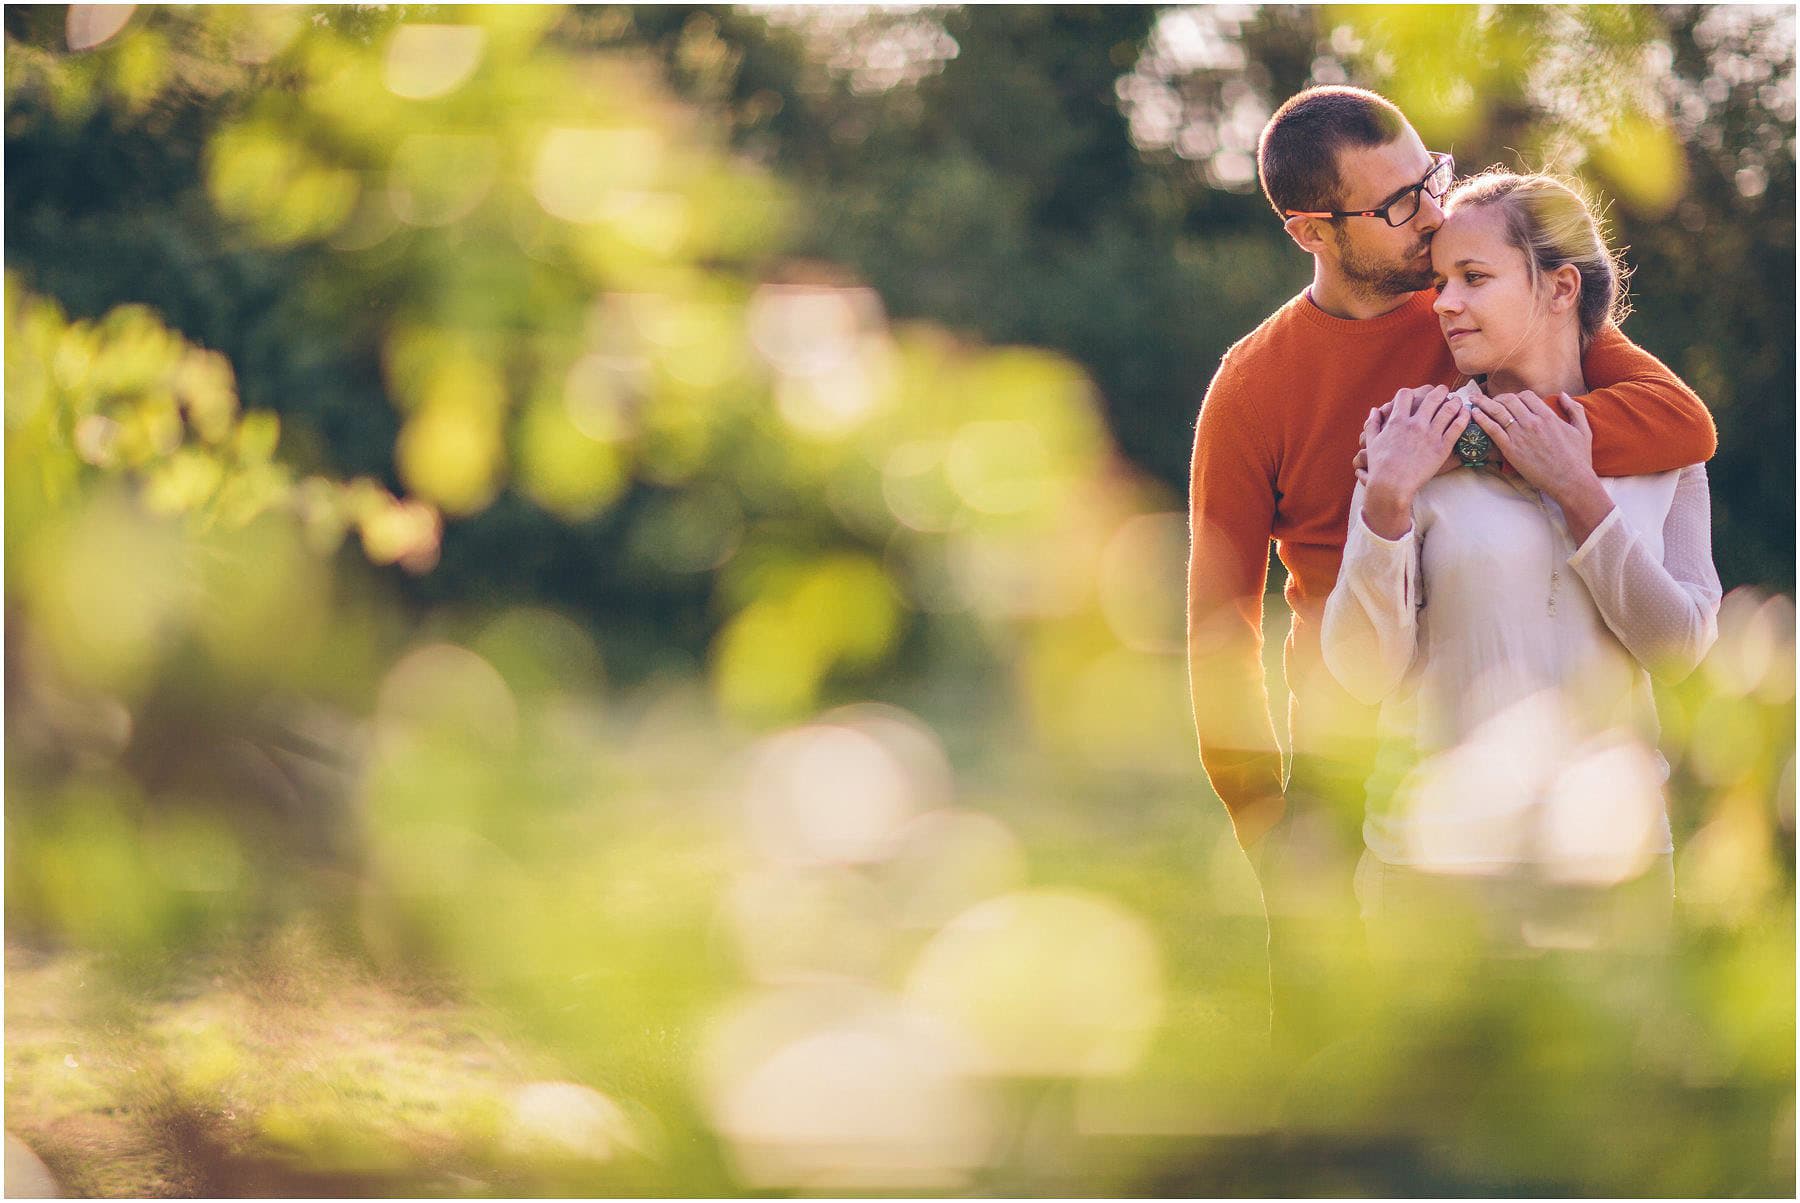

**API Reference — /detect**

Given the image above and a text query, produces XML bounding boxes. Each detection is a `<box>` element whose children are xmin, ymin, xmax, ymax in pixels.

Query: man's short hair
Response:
<box><xmin>1258</xmin><ymin>86</ymin><xmax>1408</xmax><ymax>219</ymax></box>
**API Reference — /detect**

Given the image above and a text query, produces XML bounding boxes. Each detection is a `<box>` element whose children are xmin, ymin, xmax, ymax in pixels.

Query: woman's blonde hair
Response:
<box><xmin>1444</xmin><ymin>168</ymin><xmax>1632</xmax><ymax>347</ymax></box>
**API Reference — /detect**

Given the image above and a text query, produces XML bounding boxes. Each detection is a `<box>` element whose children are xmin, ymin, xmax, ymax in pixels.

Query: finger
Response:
<box><xmin>1352</xmin><ymin>448</ymin><xmax>1370</xmax><ymax>471</ymax></box>
<box><xmin>1429</xmin><ymin>398</ymin><xmax>1464</xmax><ymax>437</ymax></box>
<box><xmin>1518</xmin><ymin>390</ymin><xmax>1557</xmax><ymax>420</ymax></box>
<box><xmin>1447</xmin><ymin>409</ymin><xmax>1473</xmax><ymax>447</ymax></box>
<box><xmin>1410</xmin><ymin>386</ymin><xmax>1446</xmax><ymax>423</ymax></box>
<box><xmin>1355</xmin><ymin>467</ymin><xmax>1370</xmax><ymax>485</ymax></box>
<box><xmin>1469</xmin><ymin>406</ymin><xmax>1514</xmax><ymax>452</ymax></box>
<box><xmin>1474</xmin><ymin>392</ymin><xmax>1530</xmax><ymax>431</ymax></box>
<box><xmin>1437</xmin><ymin>410</ymin><xmax>1470</xmax><ymax>453</ymax></box>
<box><xmin>1559</xmin><ymin>392</ymin><xmax>1590</xmax><ymax>432</ymax></box>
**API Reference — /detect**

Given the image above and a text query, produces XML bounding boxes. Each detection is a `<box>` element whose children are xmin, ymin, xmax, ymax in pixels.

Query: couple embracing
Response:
<box><xmin>1186</xmin><ymin>86</ymin><xmax>1720</xmax><ymax>1055</ymax></box>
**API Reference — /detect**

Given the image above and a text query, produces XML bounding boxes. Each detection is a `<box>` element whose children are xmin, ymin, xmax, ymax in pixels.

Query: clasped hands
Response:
<box><xmin>1353</xmin><ymin>383</ymin><xmax>1605</xmax><ymax>541</ymax></box>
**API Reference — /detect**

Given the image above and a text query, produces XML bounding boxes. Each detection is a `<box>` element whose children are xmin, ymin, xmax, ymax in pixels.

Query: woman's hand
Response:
<box><xmin>1354</xmin><ymin>394</ymin><xmax>1476</xmax><ymax>483</ymax></box>
<box><xmin>1469</xmin><ymin>390</ymin><xmax>1616</xmax><ymax>544</ymax></box>
<box><xmin>1358</xmin><ymin>384</ymin><xmax>1465</xmax><ymax>539</ymax></box>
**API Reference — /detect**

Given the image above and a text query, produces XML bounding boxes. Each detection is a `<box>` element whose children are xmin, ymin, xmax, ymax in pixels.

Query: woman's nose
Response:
<box><xmin>1433</xmin><ymin>288</ymin><xmax>1459</xmax><ymax>316</ymax></box>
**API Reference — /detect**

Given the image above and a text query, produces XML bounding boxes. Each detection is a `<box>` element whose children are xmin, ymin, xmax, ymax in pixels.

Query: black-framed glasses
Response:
<box><xmin>1283</xmin><ymin>152</ymin><xmax>1456</xmax><ymax>227</ymax></box>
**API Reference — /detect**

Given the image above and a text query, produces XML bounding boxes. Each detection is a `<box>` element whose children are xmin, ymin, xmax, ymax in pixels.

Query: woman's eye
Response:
<box><xmin>1432</xmin><ymin>280</ymin><xmax>1447</xmax><ymax>293</ymax></box>
<box><xmin>1465</xmin><ymin>272</ymin><xmax>1486</xmax><ymax>284</ymax></box>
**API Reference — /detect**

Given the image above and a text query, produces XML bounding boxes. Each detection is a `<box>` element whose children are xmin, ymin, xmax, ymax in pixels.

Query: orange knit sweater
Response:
<box><xmin>1187</xmin><ymin>289</ymin><xmax>1717</xmax><ymax>845</ymax></box>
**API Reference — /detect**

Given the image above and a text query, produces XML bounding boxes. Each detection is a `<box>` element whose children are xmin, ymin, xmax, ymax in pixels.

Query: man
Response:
<box><xmin>1186</xmin><ymin>85</ymin><xmax>1716</xmax><ymax>1058</ymax></box>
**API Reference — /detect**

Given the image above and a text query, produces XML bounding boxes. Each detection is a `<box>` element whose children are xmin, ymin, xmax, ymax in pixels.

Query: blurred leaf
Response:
<box><xmin>1592</xmin><ymin>112</ymin><xmax>1690</xmax><ymax>216</ymax></box>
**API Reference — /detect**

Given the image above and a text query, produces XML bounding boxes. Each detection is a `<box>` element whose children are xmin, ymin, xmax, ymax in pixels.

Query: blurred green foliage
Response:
<box><xmin>3</xmin><ymin>4</ymin><xmax>1794</xmax><ymax>1198</ymax></box>
<box><xmin>9</xmin><ymin>5</ymin><xmax>1791</xmax><ymax>641</ymax></box>
<box><xmin>613</xmin><ymin>4</ymin><xmax>1794</xmax><ymax>591</ymax></box>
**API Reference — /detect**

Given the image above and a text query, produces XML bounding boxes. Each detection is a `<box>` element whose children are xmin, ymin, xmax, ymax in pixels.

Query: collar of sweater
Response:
<box><xmin>1293</xmin><ymin>287</ymin><xmax>1438</xmax><ymax>335</ymax></box>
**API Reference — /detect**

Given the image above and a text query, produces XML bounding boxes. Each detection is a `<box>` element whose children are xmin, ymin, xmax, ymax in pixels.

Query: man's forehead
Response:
<box><xmin>1336</xmin><ymin>132</ymin><xmax>1431</xmax><ymax>205</ymax></box>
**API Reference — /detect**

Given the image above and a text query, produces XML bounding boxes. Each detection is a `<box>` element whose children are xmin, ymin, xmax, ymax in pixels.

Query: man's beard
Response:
<box><xmin>1333</xmin><ymin>226</ymin><xmax>1435</xmax><ymax>296</ymax></box>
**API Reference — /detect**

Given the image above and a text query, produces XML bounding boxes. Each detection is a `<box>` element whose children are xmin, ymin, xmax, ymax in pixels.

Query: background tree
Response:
<box><xmin>589</xmin><ymin>4</ymin><xmax>1796</xmax><ymax>588</ymax></box>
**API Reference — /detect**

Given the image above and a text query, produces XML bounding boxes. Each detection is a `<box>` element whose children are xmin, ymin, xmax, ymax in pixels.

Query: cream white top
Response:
<box><xmin>1322</xmin><ymin>462</ymin><xmax>1721</xmax><ymax>876</ymax></box>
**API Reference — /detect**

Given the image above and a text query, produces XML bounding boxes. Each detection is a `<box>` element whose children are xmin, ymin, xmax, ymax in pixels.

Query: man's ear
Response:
<box><xmin>1283</xmin><ymin>214</ymin><xmax>1331</xmax><ymax>256</ymax></box>
<box><xmin>1546</xmin><ymin>263</ymin><xmax>1581</xmax><ymax>313</ymax></box>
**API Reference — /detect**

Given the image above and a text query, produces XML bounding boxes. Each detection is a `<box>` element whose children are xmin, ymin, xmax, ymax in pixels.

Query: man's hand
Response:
<box><xmin>1358</xmin><ymin>385</ymin><xmax>1464</xmax><ymax>539</ymax></box>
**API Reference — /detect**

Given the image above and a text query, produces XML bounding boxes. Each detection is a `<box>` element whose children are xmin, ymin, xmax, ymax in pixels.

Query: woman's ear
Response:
<box><xmin>1546</xmin><ymin>262</ymin><xmax>1581</xmax><ymax>314</ymax></box>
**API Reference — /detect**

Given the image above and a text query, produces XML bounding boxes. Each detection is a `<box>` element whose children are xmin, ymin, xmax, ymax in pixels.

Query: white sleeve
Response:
<box><xmin>1566</xmin><ymin>464</ymin><xmax>1722</xmax><ymax>680</ymax></box>
<box><xmin>1322</xmin><ymin>480</ymin><xmax>1422</xmax><ymax>705</ymax></box>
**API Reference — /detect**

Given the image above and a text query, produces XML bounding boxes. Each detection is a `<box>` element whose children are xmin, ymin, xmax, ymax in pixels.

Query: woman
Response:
<box><xmin>1321</xmin><ymin>169</ymin><xmax>1721</xmax><ymax>955</ymax></box>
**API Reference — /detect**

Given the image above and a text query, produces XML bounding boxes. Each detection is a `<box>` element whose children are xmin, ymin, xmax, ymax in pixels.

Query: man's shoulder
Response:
<box><xmin>1203</xmin><ymin>291</ymin><xmax>1316</xmax><ymax>415</ymax></box>
<box><xmin>1218</xmin><ymin>291</ymin><xmax>1315</xmax><ymax>374</ymax></box>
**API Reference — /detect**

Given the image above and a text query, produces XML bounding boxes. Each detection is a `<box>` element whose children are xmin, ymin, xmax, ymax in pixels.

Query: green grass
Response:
<box><xmin>4</xmin><ymin>924</ymin><xmax>672</xmax><ymax>1197</ymax></box>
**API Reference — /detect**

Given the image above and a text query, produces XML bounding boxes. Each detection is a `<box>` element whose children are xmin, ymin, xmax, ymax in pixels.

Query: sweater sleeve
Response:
<box><xmin>1565</xmin><ymin>464</ymin><xmax>1722</xmax><ymax>681</ymax></box>
<box><xmin>1321</xmin><ymin>480</ymin><xmax>1423</xmax><ymax>705</ymax></box>
<box><xmin>1186</xmin><ymin>354</ymin><xmax>1285</xmax><ymax>844</ymax></box>
<box><xmin>1578</xmin><ymin>325</ymin><xmax>1717</xmax><ymax>475</ymax></box>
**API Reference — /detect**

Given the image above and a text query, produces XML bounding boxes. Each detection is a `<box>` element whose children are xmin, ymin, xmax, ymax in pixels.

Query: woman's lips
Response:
<box><xmin>1445</xmin><ymin>328</ymin><xmax>1477</xmax><ymax>341</ymax></box>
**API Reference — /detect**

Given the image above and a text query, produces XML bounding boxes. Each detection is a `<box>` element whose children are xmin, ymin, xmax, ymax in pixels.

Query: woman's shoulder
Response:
<box><xmin>1597</xmin><ymin>467</ymin><xmax>1694</xmax><ymax>522</ymax></box>
<box><xmin>1603</xmin><ymin>465</ymin><xmax>1695</xmax><ymax>482</ymax></box>
<box><xmin>1600</xmin><ymin>467</ymin><xmax>1688</xmax><ymax>498</ymax></box>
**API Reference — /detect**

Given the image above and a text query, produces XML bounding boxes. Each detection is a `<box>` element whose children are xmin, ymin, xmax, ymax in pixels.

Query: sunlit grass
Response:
<box><xmin>6</xmin><ymin>926</ymin><xmax>553</xmax><ymax>1196</ymax></box>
